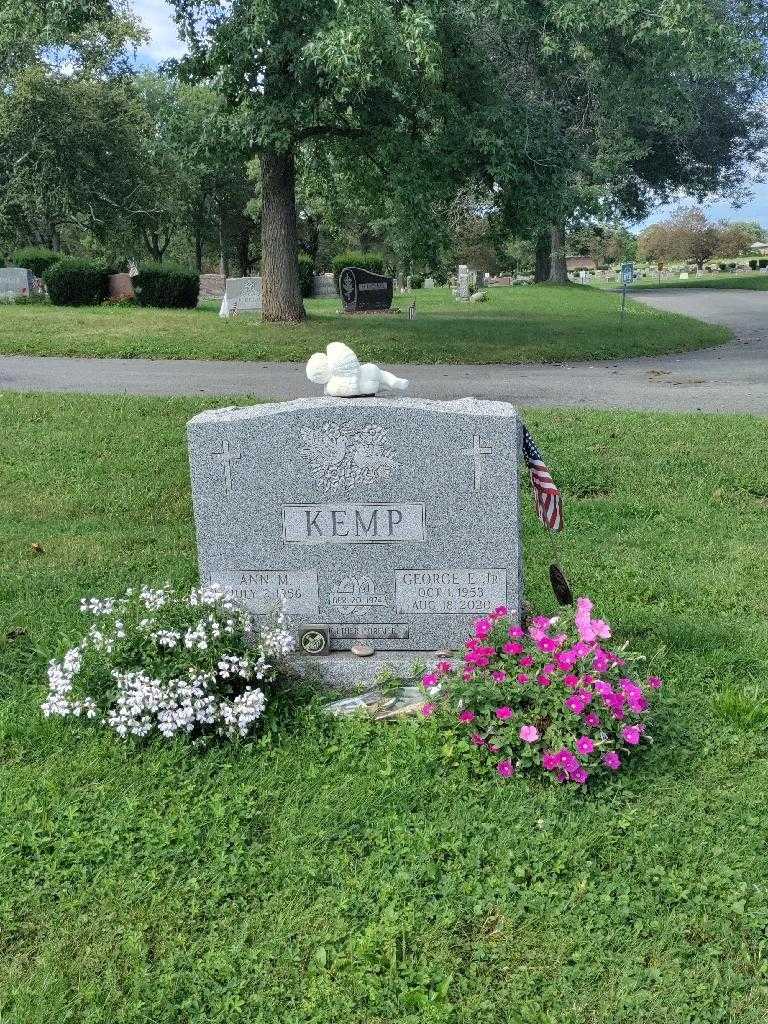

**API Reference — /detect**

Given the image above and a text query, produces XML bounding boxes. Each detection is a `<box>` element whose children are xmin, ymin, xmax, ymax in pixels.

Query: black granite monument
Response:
<box><xmin>339</xmin><ymin>266</ymin><xmax>394</xmax><ymax>313</ymax></box>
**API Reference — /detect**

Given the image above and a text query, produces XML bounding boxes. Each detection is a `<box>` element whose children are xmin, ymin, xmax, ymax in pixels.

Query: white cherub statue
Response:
<box><xmin>306</xmin><ymin>342</ymin><xmax>409</xmax><ymax>397</ymax></box>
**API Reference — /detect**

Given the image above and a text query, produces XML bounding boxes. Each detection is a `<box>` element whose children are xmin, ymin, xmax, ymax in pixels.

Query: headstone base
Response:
<box><xmin>291</xmin><ymin>651</ymin><xmax>440</xmax><ymax>691</ymax></box>
<box><xmin>341</xmin><ymin>307</ymin><xmax>401</xmax><ymax>316</ymax></box>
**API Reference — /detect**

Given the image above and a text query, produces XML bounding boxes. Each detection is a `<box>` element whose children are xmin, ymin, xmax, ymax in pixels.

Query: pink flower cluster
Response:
<box><xmin>420</xmin><ymin>598</ymin><xmax>661</xmax><ymax>785</ymax></box>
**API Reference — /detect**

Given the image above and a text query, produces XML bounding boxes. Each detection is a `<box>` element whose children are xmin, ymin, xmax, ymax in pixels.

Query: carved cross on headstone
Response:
<box><xmin>212</xmin><ymin>439</ymin><xmax>241</xmax><ymax>493</ymax></box>
<box><xmin>472</xmin><ymin>434</ymin><xmax>493</xmax><ymax>492</ymax></box>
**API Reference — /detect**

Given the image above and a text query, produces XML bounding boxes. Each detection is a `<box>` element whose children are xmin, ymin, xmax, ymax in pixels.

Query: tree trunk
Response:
<box><xmin>236</xmin><ymin>224</ymin><xmax>251</xmax><ymax>277</ymax></box>
<box><xmin>260</xmin><ymin>148</ymin><xmax>305</xmax><ymax>323</ymax></box>
<box><xmin>194</xmin><ymin>229</ymin><xmax>203</xmax><ymax>273</ymax></box>
<box><xmin>548</xmin><ymin>225</ymin><xmax>573</xmax><ymax>284</ymax></box>
<box><xmin>547</xmin><ymin>224</ymin><xmax>569</xmax><ymax>283</ymax></box>
<box><xmin>534</xmin><ymin>231</ymin><xmax>550</xmax><ymax>283</ymax></box>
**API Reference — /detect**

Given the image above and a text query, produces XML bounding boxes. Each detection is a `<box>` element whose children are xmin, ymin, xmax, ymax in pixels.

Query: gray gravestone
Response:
<box><xmin>0</xmin><ymin>267</ymin><xmax>34</xmax><ymax>300</ymax></box>
<box><xmin>423</xmin><ymin>277</ymin><xmax>435</xmax><ymax>289</ymax></box>
<box><xmin>223</xmin><ymin>275</ymin><xmax>262</xmax><ymax>315</ymax></box>
<box><xmin>456</xmin><ymin>265</ymin><xmax>470</xmax><ymax>300</ymax></box>
<box><xmin>312</xmin><ymin>273</ymin><xmax>337</xmax><ymax>299</ymax></box>
<box><xmin>187</xmin><ymin>397</ymin><xmax>523</xmax><ymax>670</ymax></box>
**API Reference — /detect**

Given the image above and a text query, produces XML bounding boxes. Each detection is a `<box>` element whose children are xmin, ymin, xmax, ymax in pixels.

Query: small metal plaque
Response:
<box><xmin>298</xmin><ymin>624</ymin><xmax>330</xmax><ymax>655</ymax></box>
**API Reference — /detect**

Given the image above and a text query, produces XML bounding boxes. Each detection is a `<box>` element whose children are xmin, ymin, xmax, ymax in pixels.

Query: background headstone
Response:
<box><xmin>222</xmin><ymin>275</ymin><xmax>262</xmax><ymax>316</ymax></box>
<box><xmin>339</xmin><ymin>267</ymin><xmax>393</xmax><ymax>313</ymax></box>
<box><xmin>108</xmin><ymin>273</ymin><xmax>135</xmax><ymax>300</ymax></box>
<box><xmin>0</xmin><ymin>267</ymin><xmax>33</xmax><ymax>300</ymax></box>
<box><xmin>187</xmin><ymin>397</ymin><xmax>523</xmax><ymax>655</ymax></box>
<box><xmin>424</xmin><ymin>277</ymin><xmax>435</xmax><ymax>289</ymax></box>
<box><xmin>456</xmin><ymin>265</ymin><xmax>470</xmax><ymax>300</ymax></box>
<box><xmin>312</xmin><ymin>273</ymin><xmax>337</xmax><ymax>299</ymax></box>
<box><xmin>199</xmin><ymin>273</ymin><xmax>226</xmax><ymax>301</ymax></box>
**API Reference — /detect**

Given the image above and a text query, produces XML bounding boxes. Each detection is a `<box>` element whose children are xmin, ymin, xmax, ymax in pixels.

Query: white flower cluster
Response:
<box><xmin>140</xmin><ymin>585</ymin><xmax>172</xmax><ymax>611</ymax></box>
<box><xmin>41</xmin><ymin>583</ymin><xmax>296</xmax><ymax>742</ymax></box>
<box><xmin>103</xmin><ymin>669</ymin><xmax>261</xmax><ymax>739</ymax></box>
<box><xmin>218</xmin><ymin>687</ymin><xmax>267</xmax><ymax>738</ymax></box>
<box><xmin>80</xmin><ymin>597</ymin><xmax>118</xmax><ymax>616</ymax></box>
<box><xmin>42</xmin><ymin>646</ymin><xmax>98</xmax><ymax>720</ymax></box>
<box><xmin>217</xmin><ymin>654</ymin><xmax>262</xmax><ymax>679</ymax></box>
<box><xmin>154</xmin><ymin>628</ymin><xmax>182</xmax><ymax>649</ymax></box>
<box><xmin>260</xmin><ymin>608</ymin><xmax>295</xmax><ymax>660</ymax></box>
<box><xmin>188</xmin><ymin>585</ymin><xmax>240</xmax><ymax>612</ymax></box>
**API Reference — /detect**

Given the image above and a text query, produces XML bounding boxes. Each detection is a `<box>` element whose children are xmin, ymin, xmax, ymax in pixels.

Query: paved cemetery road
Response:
<box><xmin>1</xmin><ymin>289</ymin><xmax>767</xmax><ymax>413</ymax></box>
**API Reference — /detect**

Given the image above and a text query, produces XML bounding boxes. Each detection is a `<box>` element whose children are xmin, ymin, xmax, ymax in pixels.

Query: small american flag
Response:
<box><xmin>522</xmin><ymin>425</ymin><xmax>563</xmax><ymax>532</ymax></box>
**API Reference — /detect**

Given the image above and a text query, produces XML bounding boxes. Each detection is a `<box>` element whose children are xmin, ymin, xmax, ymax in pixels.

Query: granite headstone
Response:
<box><xmin>456</xmin><ymin>265</ymin><xmax>470</xmax><ymax>300</ymax></box>
<box><xmin>187</xmin><ymin>398</ymin><xmax>523</xmax><ymax>659</ymax></box>
<box><xmin>220</xmin><ymin>275</ymin><xmax>262</xmax><ymax>317</ymax></box>
<box><xmin>0</xmin><ymin>267</ymin><xmax>34</xmax><ymax>300</ymax></box>
<box><xmin>312</xmin><ymin>273</ymin><xmax>337</xmax><ymax>299</ymax></box>
<box><xmin>339</xmin><ymin>266</ymin><xmax>393</xmax><ymax>313</ymax></box>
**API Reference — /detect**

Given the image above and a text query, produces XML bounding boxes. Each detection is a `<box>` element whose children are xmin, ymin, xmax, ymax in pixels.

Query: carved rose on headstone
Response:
<box><xmin>300</xmin><ymin>422</ymin><xmax>399</xmax><ymax>492</ymax></box>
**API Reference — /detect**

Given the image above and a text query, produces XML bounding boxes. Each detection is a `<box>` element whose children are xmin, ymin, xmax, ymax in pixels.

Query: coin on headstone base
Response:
<box><xmin>351</xmin><ymin>644</ymin><xmax>375</xmax><ymax>658</ymax></box>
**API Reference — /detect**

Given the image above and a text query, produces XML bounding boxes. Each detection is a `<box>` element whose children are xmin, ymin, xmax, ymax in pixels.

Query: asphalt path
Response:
<box><xmin>1</xmin><ymin>289</ymin><xmax>766</xmax><ymax>413</ymax></box>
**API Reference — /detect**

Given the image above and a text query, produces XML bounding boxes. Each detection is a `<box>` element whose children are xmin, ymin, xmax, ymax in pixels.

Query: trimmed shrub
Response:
<box><xmin>332</xmin><ymin>251</ymin><xmax>385</xmax><ymax>288</ymax></box>
<box><xmin>760</xmin><ymin>259</ymin><xmax>768</xmax><ymax>269</ymax></box>
<box><xmin>749</xmin><ymin>259</ymin><xmax>758</xmax><ymax>270</ymax></box>
<box><xmin>12</xmin><ymin>246</ymin><xmax>60</xmax><ymax>278</ymax></box>
<box><xmin>298</xmin><ymin>254</ymin><xmax>314</xmax><ymax>298</ymax></box>
<box><xmin>718</xmin><ymin>263</ymin><xmax>727</xmax><ymax>271</ymax></box>
<box><xmin>43</xmin><ymin>258</ymin><xmax>109</xmax><ymax>306</ymax></box>
<box><xmin>410</xmin><ymin>274</ymin><xmax>425</xmax><ymax>289</ymax></box>
<box><xmin>134</xmin><ymin>263</ymin><xmax>200</xmax><ymax>309</ymax></box>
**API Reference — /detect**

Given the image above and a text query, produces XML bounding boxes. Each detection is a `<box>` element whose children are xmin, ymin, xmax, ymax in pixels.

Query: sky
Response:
<box><xmin>132</xmin><ymin>0</ymin><xmax>186</xmax><ymax>65</ymax></box>
<box><xmin>130</xmin><ymin>1</ymin><xmax>768</xmax><ymax>230</ymax></box>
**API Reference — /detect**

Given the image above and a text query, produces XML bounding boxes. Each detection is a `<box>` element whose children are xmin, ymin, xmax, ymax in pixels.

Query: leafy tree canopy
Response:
<box><xmin>0</xmin><ymin>0</ymin><xmax>145</xmax><ymax>80</ymax></box>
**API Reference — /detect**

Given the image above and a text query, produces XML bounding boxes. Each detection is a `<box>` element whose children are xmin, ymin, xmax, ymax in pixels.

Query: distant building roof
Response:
<box><xmin>749</xmin><ymin>242</ymin><xmax>768</xmax><ymax>251</ymax></box>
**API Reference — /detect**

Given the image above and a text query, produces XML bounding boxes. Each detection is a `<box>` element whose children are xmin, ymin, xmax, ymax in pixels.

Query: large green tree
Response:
<box><xmin>169</xmin><ymin>0</ymin><xmax>486</xmax><ymax>321</ymax></box>
<box><xmin>0</xmin><ymin>68</ymin><xmax>147</xmax><ymax>251</ymax></box>
<box><xmin>128</xmin><ymin>75</ymin><xmax>257</xmax><ymax>269</ymax></box>
<box><xmin>483</xmin><ymin>0</ymin><xmax>768</xmax><ymax>281</ymax></box>
<box><xmin>0</xmin><ymin>0</ymin><xmax>144</xmax><ymax>81</ymax></box>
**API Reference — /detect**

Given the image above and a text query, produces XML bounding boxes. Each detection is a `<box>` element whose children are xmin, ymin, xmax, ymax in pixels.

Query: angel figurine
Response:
<box><xmin>305</xmin><ymin>342</ymin><xmax>409</xmax><ymax>397</ymax></box>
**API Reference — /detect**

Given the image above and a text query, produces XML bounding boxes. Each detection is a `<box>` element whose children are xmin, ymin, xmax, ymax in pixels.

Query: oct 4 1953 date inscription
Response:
<box><xmin>394</xmin><ymin>569</ymin><xmax>507</xmax><ymax>614</ymax></box>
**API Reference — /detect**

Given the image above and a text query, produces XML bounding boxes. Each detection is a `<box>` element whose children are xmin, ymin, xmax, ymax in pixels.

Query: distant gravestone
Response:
<box><xmin>339</xmin><ymin>267</ymin><xmax>393</xmax><ymax>313</ymax></box>
<box><xmin>0</xmin><ymin>267</ymin><xmax>33</xmax><ymax>300</ymax></box>
<box><xmin>423</xmin><ymin>277</ymin><xmax>435</xmax><ymax>289</ymax></box>
<box><xmin>199</xmin><ymin>273</ymin><xmax>226</xmax><ymax>301</ymax></box>
<box><xmin>220</xmin><ymin>276</ymin><xmax>262</xmax><ymax>317</ymax></box>
<box><xmin>312</xmin><ymin>273</ymin><xmax>337</xmax><ymax>299</ymax></box>
<box><xmin>187</xmin><ymin>397</ymin><xmax>523</xmax><ymax>664</ymax></box>
<box><xmin>109</xmin><ymin>273</ymin><xmax>134</xmax><ymax>300</ymax></box>
<box><xmin>456</xmin><ymin>265</ymin><xmax>470</xmax><ymax>300</ymax></box>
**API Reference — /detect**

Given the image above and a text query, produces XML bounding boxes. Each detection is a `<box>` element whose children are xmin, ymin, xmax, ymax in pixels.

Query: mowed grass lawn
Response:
<box><xmin>0</xmin><ymin>283</ymin><xmax>729</xmax><ymax>364</ymax></box>
<box><xmin>593</xmin><ymin>272</ymin><xmax>768</xmax><ymax>292</ymax></box>
<box><xmin>2</xmin><ymin>393</ymin><xmax>768</xmax><ymax>1022</ymax></box>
